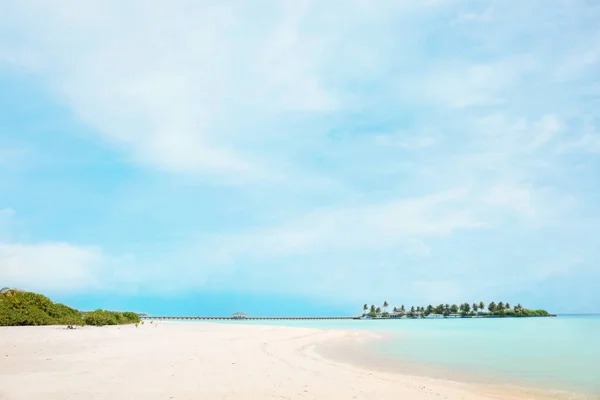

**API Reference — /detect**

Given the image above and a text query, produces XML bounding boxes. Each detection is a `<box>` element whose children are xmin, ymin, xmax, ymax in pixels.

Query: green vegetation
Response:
<box><xmin>361</xmin><ymin>301</ymin><xmax>552</xmax><ymax>319</ymax></box>
<box><xmin>0</xmin><ymin>289</ymin><xmax>83</xmax><ymax>326</ymax></box>
<box><xmin>82</xmin><ymin>310</ymin><xmax>140</xmax><ymax>326</ymax></box>
<box><xmin>0</xmin><ymin>289</ymin><xmax>140</xmax><ymax>327</ymax></box>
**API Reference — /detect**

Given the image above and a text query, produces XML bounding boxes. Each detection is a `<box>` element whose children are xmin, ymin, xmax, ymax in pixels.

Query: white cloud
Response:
<box><xmin>559</xmin><ymin>133</ymin><xmax>600</xmax><ymax>153</ymax></box>
<box><xmin>409</xmin><ymin>56</ymin><xmax>537</xmax><ymax>109</ymax></box>
<box><xmin>0</xmin><ymin>208</ymin><xmax>231</xmax><ymax>293</ymax></box>
<box><xmin>0</xmin><ymin>238</ymin><xmax>177</xmax><ymax>294</ymax></box>
<box><xmin>1</xmin><ymin>0</ymin><xmax>546</xmax><ymax>180</ymax></box>
<box><xmin>451</xmin><ymin>8</ymin><xmax>492</xmax><ymax>24</ymax></box>
<box><xmin>0</xmin><ymin>0</ymin><xmax>346</xmax><ymax>180</ymax></box>
<box><xmin>208</xmin><ymin>188</ymin><xmax>480</xmax><ymax>261</ymax></box>
<box><xmin>0</xmin><ymin>242</ymin><xmax>103</xmax><ymax>292</ymax></box>
<box><xmin>481</xmin><ymin>184</ymin><xmax>536</xmax><ymax>219</ymax></box>
<box><xmin>375</xmin><ymin>135</ymin><xmax>436</xmax><ymax>149</ymax></box>
<box><xmin>530</xmin><ymin>115</ymin><xmax>561</xmax><ymax>149</ymax></box>
<box><xmin>555</xmin><ymin>34</ymin><xmax>600</xmax><ymax>78</ymax></box>
<box><xmin>0</xmin><ymin>208</ymin><xmax>142</xmax><ymax>293</ymax></box>
<box><xmin>472</xmin><ymin>113</ymin><xmax>562</xmax><ymax>151</ymax></box>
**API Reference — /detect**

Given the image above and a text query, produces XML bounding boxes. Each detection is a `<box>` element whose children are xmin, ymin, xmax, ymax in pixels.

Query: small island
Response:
<box><xmin>361</xmin><ymin>301</ymin><xmax>554</xmax><ymax>319</ymax></box>
<box><xmin>0</xmin><ymin>288</ymin><xmax>142</xmax><ymax>327</ymax></box>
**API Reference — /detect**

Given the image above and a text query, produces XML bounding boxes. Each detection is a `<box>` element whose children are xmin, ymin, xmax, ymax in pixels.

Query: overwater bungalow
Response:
<box><xmin>232</xmin><ymin>312</ymin><xmax>247</xmax><ymax>320</ymax></box>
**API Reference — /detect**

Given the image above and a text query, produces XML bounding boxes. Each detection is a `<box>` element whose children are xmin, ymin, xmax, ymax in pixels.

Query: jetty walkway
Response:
<box><xmin>139</xmin><ymin>316</ymin><xmax>360</xmax><ymax>321</ymax></box>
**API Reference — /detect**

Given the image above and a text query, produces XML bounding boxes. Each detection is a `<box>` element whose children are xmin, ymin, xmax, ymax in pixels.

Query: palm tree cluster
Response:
<box><xmin>362</xmin><ymin>301</ymin><xmax>546</xmax><ymax>318</ymax></box>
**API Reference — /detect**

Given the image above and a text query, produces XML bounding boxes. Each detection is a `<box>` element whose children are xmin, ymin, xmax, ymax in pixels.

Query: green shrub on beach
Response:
<box><xmin>122</xmin><ymin>311</ymin><xmax>141</xmax><ymax>323</ymax></box>
<box><xmin>83</xmin><ymin>309</ymin><xmax>141</xmax><ymax>326</ymax></box>
<box><xmin>0</xmin><ymin>289</ymin><xmax>141</xmax><ymax>327</ymax></box>
<box><xmin>84</xmin><ymin>309</ymin><xmax>118</xmax><ymax>326</ymax></box>
<box><xmin>0</xmin><ymin>289</ymin><xmax>84</xmax><ymax>326</ymax></box>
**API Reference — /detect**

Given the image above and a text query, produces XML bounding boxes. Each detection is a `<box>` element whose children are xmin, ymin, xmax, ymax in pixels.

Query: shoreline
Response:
<box><xmin>0</xmin><ymin>322</ymin><xmax>595</xmax><ymax>400</ymax></box>
<box><xmin>312</xmin><ymin>329</ymin><xmax>593</xmax><ymax>400</ymax></box>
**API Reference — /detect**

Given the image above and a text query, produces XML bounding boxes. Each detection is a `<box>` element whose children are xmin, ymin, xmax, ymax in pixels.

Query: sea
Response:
<box><xmin>217</xmin><ymin>315</ymin><xmax>600</xmax><ymax>399</ymax></box>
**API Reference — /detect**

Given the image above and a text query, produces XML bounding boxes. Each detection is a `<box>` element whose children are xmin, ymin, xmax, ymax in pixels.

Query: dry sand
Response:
<box><xmin>0</xmin><ymin>322</ymin><xmax>562</xmax><ymax>400</ymax></box>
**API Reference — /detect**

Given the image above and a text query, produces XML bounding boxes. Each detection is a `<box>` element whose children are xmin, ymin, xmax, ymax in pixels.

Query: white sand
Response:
<box><xmin>0</xmin><ymin>322</ymin><xmax>559</xmax><ymax>400</ymax></box>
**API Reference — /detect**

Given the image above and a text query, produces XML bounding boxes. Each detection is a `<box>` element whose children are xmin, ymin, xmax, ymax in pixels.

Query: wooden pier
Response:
<box><xmin>139</xmin><ymin>316</ymin><xmax>360</xmax><ymax>321</ymax></box>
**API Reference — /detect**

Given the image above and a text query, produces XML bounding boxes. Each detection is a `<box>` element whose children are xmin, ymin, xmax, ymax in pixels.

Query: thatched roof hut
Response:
<box><xmin>232</xmin><ymin>312</ymin><xmax>247</xmax><ymax>319</ymax></box>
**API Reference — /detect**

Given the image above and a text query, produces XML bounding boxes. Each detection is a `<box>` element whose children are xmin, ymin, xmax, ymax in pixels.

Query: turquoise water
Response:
<box><xmin>219</xmin><ymin>315</ymin><xmax>600</xmax><ymax>397</ymax></box>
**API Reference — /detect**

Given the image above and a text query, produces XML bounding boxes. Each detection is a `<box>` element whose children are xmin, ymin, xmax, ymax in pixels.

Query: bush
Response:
<box><xmin>530</xmin><ymin>309</ymin><xmax>550</xmax><ymax>316</ymax></box>
<box><xmin>83</xmin><ymin>309</ymin><xmax>141</xmax><ymax>326</ymax></box>
<box><xmin>122</xmin><ymin>311</ymin><xmax>141</xmax><ymax>324</ymax></box>
<box><xmin>84</xmin><ymin>310</ymin><xmax>118</xmax><ymax>326</ymax></box>
<box><xmin>112</xmin><ymin>312</ymin><xmax>126</xmax><ymax>324</ymax></box>
<box><xmin>0</xmin><ymin>289</ymin><xmax>84</xmax><ymax>326</ymax></box>
<box><xmin>50</xmin><ymin>303</ymin><xmax>84</xmax><ymax>326</ymax></box>
<box><xmin>1</xmin><ymin>289</ymin><xmax>142</xmax><ymax>327</ymax></box>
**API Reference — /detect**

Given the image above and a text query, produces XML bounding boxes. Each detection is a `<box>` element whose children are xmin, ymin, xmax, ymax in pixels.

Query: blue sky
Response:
<box><xmin>1</xmin><ymin>0</ymin><xmax>599</xmax><ymax>315</ymax></box>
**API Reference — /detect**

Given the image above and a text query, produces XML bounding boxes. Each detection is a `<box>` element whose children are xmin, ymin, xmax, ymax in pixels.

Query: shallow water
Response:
<box><xmin>215</xmin><ymin>315</ymin><xmax>600</xmax><ymax>398</ymax></box>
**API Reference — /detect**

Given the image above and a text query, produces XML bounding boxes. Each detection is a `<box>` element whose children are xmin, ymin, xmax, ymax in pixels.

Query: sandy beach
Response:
<box><xmin>0</xmin><ymin>322</ymin><xmax>565</xmax><ymax>400</ymax></box>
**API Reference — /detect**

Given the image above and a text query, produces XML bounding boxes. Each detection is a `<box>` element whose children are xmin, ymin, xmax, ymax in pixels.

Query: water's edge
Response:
<box><xmin>313</xmin><ymin>333</ymin><xmax>597</xmax><ymax>400</ymax></box>
<box><xmin>209</xmin><ymin>317</ymin><xmax>600</xmax><ymax>399</ymax></box>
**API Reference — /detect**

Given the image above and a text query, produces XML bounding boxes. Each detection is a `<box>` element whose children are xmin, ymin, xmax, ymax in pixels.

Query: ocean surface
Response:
<box><xmin>217</xmin><ymin>315</ymin><xmax>600</xmax><ymax>398</ymax></box>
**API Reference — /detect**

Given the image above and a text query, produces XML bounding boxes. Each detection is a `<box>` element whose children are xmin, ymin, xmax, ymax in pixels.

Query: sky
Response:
<box><xmin>1</xmin><ymin>0</ymin><xmax>599</xmax><ymax>315</ymax></box>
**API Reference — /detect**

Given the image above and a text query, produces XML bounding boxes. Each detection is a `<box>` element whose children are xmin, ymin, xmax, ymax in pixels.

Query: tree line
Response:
<box><xmin>0</xmin><ymin>288</ymin><xmax>141</xmax><ymax>327</ymax></box>
<box><xmin>361</xmin><ymin>300</ymin><xmax>550</xmax><ymax>318</ymax></box>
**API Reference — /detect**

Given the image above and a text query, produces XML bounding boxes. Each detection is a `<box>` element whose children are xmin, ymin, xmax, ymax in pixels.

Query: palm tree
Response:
<box><xmin>363</xmin><ymin>304</ymin><xmax>368</xmax><ymax>315</ymax></box>
<box><xmin>375</xmin><ymin>307</ymin><xmax>381</xmax><ymax>315</ymax></box>
<box><xmin>393</xmin><ymin>307</ymin><xmax>398</xmax><ymax>313</ymax></box>
<box><xmin>479</xmin><ymin>301</ymin><xmax>485</xmax><ymax>311</ymax></box>
<box><xmin>383</xmin><ymin>301</ymin><xmax>389</xmax><ymax>313</ymax></box>
<box><xmin>450</xmin><ymin>304</ymin><xmax>458</xmax><ymax>313</ymax></box>
<box><xmin>473</xmin><ymin>303</ymin><xmax>478</xmax><ymax>313</ymax></box>
<box><xmin>400</xmin><ymin>305</ymin><xmax>405</xmax><ymax>314</ymax></box>
<box><xmin>426</xmin><ymin>305</ymin><xmax>434</xmax><ymax>315</ymax></box>
<box><xmin>497</xmin><ymin>302</ymin><xmax>505</xmax><ymax>311</ymax></box>
<box><xmin>370</xmin><ymin>305</ymin><xmax>376</xmax><ymax>314</ymax></box>
<box><xmin>444</xmin><ymin>304</ymin><xmax>450</xmax><ymax>317</ymax></box>
<box><xmin>514</xmin><ymin>303</ymin><xmax>523</xmax><ymax>314</ymax></box>
<box><xmin>488</xmin><ymin>301</ymin><xmax>497</xmax><ymax>314</ymax></box>
<box><xmin>505</xmin><ymin>303</ymin><xmax>510</xmax><ymax>310</ymax></box>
